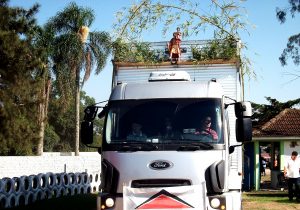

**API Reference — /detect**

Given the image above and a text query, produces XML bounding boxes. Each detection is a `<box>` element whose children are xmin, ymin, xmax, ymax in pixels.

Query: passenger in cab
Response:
<box><xmin>127</xmin><ymin>122</ymin><xmax>147</xmax><ymax>141</ymax></box>
<box><xmin>160</xmin><ymin>117</ymin><xmax>182</xmax><ymax>140</ymax></box>
<box><xmin>195</xmin><ymin>116</ymin><xmax>218</xmax><ymax>140</ymax></box>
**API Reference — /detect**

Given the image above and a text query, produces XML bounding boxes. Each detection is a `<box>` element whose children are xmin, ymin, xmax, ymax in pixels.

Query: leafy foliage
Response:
<box><xmin>114</xmin><ymin>0</ymin><xmax>249</xmax><ymax>40</ymax></box>
<box><xmin>44</xmin><ymin>124</ymin><xmax>60</xmax><ymax>152</ymax></box>
<box><xmin>45</xmin><ymin>91</ymin><xmax>102</xmax><ymax>152</ymax></box>
<box><xmin>276</xmin><ymin>0</ymin><xmax>300</xmax><ymax>66</ymax></box>
<box><xmin>192</xmin><ymin>37</ymin><xmax>238</xmax><ymax>61</ymax></box>
<box><xmin>0</xmin><ymin>1</ymin><xmax>108</xmax><ymax>155</ymax></box>
<box><xmin>113</xmin><ymin>0</ymin><xmax>254</xmax><ymax>79</ymax></box>
<box><xmin>44</xmin><ymin>2</ymin><xmax>111</xmax><ymax>155</ymax></box>
<box><xmin>0</xmin><ymin>0</ymin><xmax>46</xmax><ymax>155</ymax></box>
<box><xmin>279</xmin><ymin>33</ymin><xmax>300</xmax><ymax>66</ymax></box>
<box><xmin>112</xmin><ymin>39</ymin><xmax>160</xmax><ymax>63</ymax></box>
<box><xmin>252</xmin><ymin>97</ymin><xmax>300</xmax><ymax>128</ymax></box>
<box><xmin>45</xmin><ymin>2</ymin><xmax>111</xmax><ymax>89</ymax></box>
<box><xmin>113</xmin><ymin>37</ymin><xmax>238</xmax><ymax>64</ymax></box>
<box><xmin>276</xmin><ymin>0</ymin><xmax>300</xmax><ymax>24</ymax></box>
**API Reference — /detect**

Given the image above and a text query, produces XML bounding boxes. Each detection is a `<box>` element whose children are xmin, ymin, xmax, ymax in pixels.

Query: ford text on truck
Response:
<box><xmin>81</xmin><ymin>40</ymin><xmax>252</xmax><ymax>210</ymax></box>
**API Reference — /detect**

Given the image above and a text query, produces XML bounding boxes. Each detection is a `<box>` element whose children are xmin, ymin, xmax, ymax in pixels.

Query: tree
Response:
<box><xmin>114</xmin><ymin>0</ymin><xmax>249</xmax><ymax>38</ymax></box>
<box><xmin>33</xmin><ymin>27</ymin><xmax>54</xmax><ymax>155</ymax></box>
<box><xmin>276</xmin><ymin>0</ymin><xmax>300</xmax><ymax>66</ymax></box>
<box><xmin>45</xmin><ymin>2</ymin><xmax>111</xmax><ymax>155</ymax></box>
<box><xmin>113</xmin><ymin>0</ymin><xmax>253</xmax><ymax>79</ymax></box>
<box><xmin>45</xmin><ymin>90</ymin><xmax>102</xmax><ymax>152</ymax></box>
<box><xmin>46</xmin><ymin>88</ymin><xmax>76</xmax><ymax>152</ymax></box>
<box><xmin>0</xmin><ymin>0</ymin><xmax>46</xmax><ymax>155</ymax></box>
<box><xmin>252</xmin><ymin>97</ymin><xmax>300</xmax><ymax>128</ymax></box>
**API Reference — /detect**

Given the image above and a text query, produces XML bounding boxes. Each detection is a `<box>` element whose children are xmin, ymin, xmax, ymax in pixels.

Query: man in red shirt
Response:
<box><xmin>195</xmin><ymin>116</ymin><xmax>218</xmax><ymax>140</ymax></box>
<box><xmin>168</xmin><ymin>27</ymin><xmax>182</xmax><ymax>61</ymax></box>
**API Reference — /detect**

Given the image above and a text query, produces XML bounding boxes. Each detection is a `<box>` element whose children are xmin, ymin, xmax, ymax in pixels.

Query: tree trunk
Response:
<box><xmin>37</xmin><ymin>77</ymin><xmax>51</xmax><ymax>156</ymax></box>
<box><xmin>44</xmin><ymin>79</ymin><xmax>51</xmax><ymax>122</ymax></box>
<box><xmin>37</xmin><ymin>98</ymin><xmax>45</xmax><ymax>155</ymax></box>
<box><xmin>75</xmin><ymin>68</ymin><xmax>80</xmax><ymax>156</ymax></box>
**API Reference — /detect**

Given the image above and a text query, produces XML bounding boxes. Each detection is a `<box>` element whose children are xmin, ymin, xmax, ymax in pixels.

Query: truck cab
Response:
<box><xmin>81</xmin><ymin>40</ymin><xmax>252</xmax><ymax>210</ymax></box>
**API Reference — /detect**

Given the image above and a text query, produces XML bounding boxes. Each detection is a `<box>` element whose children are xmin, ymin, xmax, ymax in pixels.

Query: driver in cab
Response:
<box><xmin>195</xmin><ymin>116</ymin><xmax>218</xmax><ymax>140</ymax></box>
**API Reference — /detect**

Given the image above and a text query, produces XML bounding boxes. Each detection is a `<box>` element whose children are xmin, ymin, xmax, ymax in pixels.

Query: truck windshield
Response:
<box><xmin>104</xmin><ymin>98</ymin><xmax>223</xmax><ymax>148</ymax></box>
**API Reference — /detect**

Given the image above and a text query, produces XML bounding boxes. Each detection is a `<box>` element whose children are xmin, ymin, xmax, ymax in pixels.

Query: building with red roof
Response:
<box><xmin>244</xmin><ymin>108</ymin><xmax>300</xmax><ymax>190</ymax></box>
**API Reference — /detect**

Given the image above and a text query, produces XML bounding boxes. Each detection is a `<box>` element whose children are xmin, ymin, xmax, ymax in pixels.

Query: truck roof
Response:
<box><xmin>109</xmin><ymin>80</ymin><xmax>224</xmax><ymax>100</ymax></box>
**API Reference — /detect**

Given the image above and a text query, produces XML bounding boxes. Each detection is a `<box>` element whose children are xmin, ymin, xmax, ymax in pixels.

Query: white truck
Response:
<box><xmin>81</xmin><ymin>40</ymin><xmax>252</xmax><ymax>210</ymax></box>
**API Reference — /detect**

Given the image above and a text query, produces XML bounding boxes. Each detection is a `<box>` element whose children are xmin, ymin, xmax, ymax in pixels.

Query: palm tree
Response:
<box><xmin>45</xmin><ymin>2</ymin><xmax>111</xmax><ymax>155</ymax></box>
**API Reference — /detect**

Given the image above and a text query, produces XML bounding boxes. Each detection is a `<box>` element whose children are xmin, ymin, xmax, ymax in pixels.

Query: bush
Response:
<box><xmin>192</xmin><ymin>38</ymin><xmax>238</xmax><ymax>61</ymax></box>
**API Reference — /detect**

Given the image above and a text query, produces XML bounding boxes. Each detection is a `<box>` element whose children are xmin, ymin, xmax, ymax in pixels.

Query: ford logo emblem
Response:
<box><xmin>149</xmin><ymin>160</ymin><xmax>173</xmax><ymax>170</ymax></box>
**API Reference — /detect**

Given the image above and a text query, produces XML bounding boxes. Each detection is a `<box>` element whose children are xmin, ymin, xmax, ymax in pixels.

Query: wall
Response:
<box><xmin>0</xmin><ymin>152</ymin><xmax>102</xmax><ymax>208</ymax></box>
<box><xmin>283</xmin><ymin>141</ymin><xmax>300</xmax><ymax>165</ymax></box>
<box><xmin>0</xmin><ymin>152</ymin><xmax>101</xmax><ymax>179</ymax></box>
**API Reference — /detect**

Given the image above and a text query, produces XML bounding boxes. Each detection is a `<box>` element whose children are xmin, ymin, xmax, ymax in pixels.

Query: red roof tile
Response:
<box><xmin>253</xmin><ymin>109</ymin><xmax>300</xmax><ymax>137</ymax></box>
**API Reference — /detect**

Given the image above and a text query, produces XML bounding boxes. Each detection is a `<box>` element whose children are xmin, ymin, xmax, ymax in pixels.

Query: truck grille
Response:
<box><xmin>131</xmin><ymin>179</ymin><xmax>191</xmax><ymax>188</ymax></box>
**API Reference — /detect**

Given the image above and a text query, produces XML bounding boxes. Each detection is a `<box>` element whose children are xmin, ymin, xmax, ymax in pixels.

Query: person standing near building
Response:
<box><xmin>261</xmin><ymin>158</ymin><xmax>266</xmax><ymax>176</ymax></box>
<box><xmin>284</xmin><ymin>151</ymin><xmax>300</xmax><ymax>202</ymax></box>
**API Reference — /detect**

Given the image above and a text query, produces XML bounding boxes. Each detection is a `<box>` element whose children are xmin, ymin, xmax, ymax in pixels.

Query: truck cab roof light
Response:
<box><xmin>148</xmin><ymin>71</ymin><xmax>191</xmax><ymax>82</ymax></box>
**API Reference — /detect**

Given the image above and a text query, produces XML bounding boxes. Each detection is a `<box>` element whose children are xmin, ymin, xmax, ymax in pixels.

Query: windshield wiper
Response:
<box><xmin>118</xmin><ymin>143</ymin><xmax>158</xmax><ymax>152</ymax></box>
<box><xmin>192</xmin><ymin>142</ymin><xmax>213</xmax><ymax>149</ymax></box>
<box><xmin>141</xmin><ymin>144</ymin><xmax>159</xmax><ymax>151</ymax></box>
<box><xmin>177</xmin><ymin>142</ymin><xmax>213</xmax><ymax>151</ymax></box>
<box><xmin>177</xmin><ymin>145</ymin><xmax>201</xmax><ymax>151</ymax></box>
<box><xmin>119</xmin><ymin>145</ymin><xmax>142</xmax><ymax>152</ymax></box>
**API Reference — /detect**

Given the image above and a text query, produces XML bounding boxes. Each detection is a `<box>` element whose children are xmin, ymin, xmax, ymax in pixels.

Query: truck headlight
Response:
<box><xmin>105</xmin><ymin>197</ymin><xmax>115</xmax><ymax>208</ymax></box>
<box><xmin>210</xmin><ymin>198</ymin><xmax>220</xmax><ymax>208</ymax></box>
<box><xmin>209</xmin><ymin>196</ymin><xmax>226</xmax><ymax>209</ymax></box>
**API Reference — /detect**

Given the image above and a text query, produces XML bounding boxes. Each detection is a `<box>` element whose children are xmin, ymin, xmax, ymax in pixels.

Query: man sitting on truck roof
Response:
<box><xmin>195</xmin><ymin>116</ymin><xmax>218</xmax><ymax>140</ymax></box>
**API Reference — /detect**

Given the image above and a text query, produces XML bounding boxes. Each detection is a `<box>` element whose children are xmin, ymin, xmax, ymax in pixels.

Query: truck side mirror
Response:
<box><xmin>234</xmin><ymin>102</ymin><xmax>251</xmax><ymax>118</ymax></box>
<box><xmin>98</xmin><ymin>107</ymin><xmax>108</xmax><ymax>119</ymax></box>
<box><xmin>84</xmin><ymin>106</ymin><xmax>98</xmax><ymax>121</ymax></box>
<box><xmin>81</xmin><ymin>105</ymin><xmax>106</xmax><ymax>147</ymax></box>
<box><xmin>235</xmin><ymin>101</ymin><xmax>252</xmax><ymax>143</ymax></box>
<box><xmin>81</xmin><ymin>105</ymin><xmax>98</xmax><ymax>145</ymax></box>
<box><xmin>236</xmin><ymin>117</ymin><xmax>252</xmax><ymax>142</ymax></box>
<box><xmin>80</xmin><ymin>121</ymin><xmax>94</xmax><ymax>145</ymax></box>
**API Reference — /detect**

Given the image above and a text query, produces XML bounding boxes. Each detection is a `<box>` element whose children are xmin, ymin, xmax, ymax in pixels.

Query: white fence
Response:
<box><xmin>0</xmin><ymin>152</ymin><xmax>101</xmax><ymax>208</ymax></box>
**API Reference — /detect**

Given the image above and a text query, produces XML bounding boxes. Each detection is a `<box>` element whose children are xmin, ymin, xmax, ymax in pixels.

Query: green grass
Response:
<box><xmin>243</xmin><ymin>192</ymin><xmax>287</xmax><ymax>202</ymax></box>
<box><xmin>242</xmin><ymin>191</ymin><xmax>300</xmax><ymax>210</ymax></box>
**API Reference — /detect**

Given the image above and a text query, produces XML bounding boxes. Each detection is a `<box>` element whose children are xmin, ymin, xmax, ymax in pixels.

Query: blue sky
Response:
<box><xmin>10</xmin><ymin>0</ymin><xmax>300</xmax><ymax>104</ymax></box>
